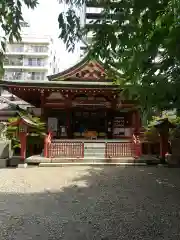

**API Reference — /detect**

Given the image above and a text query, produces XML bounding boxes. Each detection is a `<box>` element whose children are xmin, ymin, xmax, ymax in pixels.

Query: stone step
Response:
<box><xmin>84</xmin><ymin>147</ymin><xmax>106</xmax><ymax>149</ymax></box>
<box><xmin>38</xmin><ymin>162</ymin><xmax>147</xmax><ymax>167</ymax></box>
<box><xmin>84</xmin><ymin>150</ymin><xmax>105</xmax><ymax>153</ymax></box>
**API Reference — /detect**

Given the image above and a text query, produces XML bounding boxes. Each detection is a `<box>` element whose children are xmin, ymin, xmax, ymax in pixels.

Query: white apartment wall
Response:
<box><xmin>4</xmin><ymin>33</ymin><xmax>55</xmax><ymax>79</ymax></box>
<box><xmin>47</xmin><ymin>39</ymin><xmax>58</xmax><ymax>75</ymax></box>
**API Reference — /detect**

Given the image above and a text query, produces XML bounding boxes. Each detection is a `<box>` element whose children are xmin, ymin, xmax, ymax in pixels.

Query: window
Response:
<box><xmin>29</xmin><ymin>45</ymin><xmax>47</xmax><ymax>53</ymax></box>
<box><xmin>27</xmin><ymin>58</ymin><xmax>44</xmax><ymax>66</ymax></box>
<box><xmin>29</xmin><ymin>72</ymin><xmax>45</xmax><ymax>80</ymax></box>
<box><xmin>37</xmin><ymin>59</ymin><xmax>41</xmax><ymax>66</ymax></box>
<box><xmin>15</xmin><ymin>45</ymin><xmax>24</xmax><ymax>52</ymax></box>
<box><xmin>28</xmin><ymin>58</ymin><xmax>32</xmax><ymax>66</ymax></box>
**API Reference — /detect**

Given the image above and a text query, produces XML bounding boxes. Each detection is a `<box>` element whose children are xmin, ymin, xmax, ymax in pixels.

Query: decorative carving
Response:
<box><xmin>19</xmin><ymin>124</ymin><xmax>27</xmax><ymax>133</ymax></box>
<box><xmin>71</xmin><ymin>60</ymin><xmax>106</xmax><ymax>80</ymax></box>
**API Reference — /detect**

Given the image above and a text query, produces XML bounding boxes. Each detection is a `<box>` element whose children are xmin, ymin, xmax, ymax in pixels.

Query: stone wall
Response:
<box><xmin>0</xmin><ymin>140</ymin><xmax>11</xmax><ymax>159</ymax></box>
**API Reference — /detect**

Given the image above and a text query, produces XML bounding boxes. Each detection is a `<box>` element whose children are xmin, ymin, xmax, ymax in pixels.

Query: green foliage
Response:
<box><xmin>2</xmin><ymin>0</ymin><xmax>180</xmax><ymax>115</ymax></box>
<box><xmin>145</xmin><ymin>113</ymin><xmax>180</xmax><ymax>141</ymax></box>
<box><xmin>6</xmin><ymin>114</ymin><xmax>45</xmax><ymax>149</ymax></box>
<box><xmin>148</xmin><ymin>114</ymin><xmax>180</xmax><ymax>128</ymax></box>
<box><xmin>143</xmin><ymin>127</ymin><xmax>160</xmax><ymax>143</ymax></box>
<box><xmin>0</xmin><ymin>0</ymin><xmax>38</xmax><ymax>75</ymax></box>
<box><xmin>58</xmin><ymin>0</ymin><xmax>180</xmax><ymax>113</ymax></box>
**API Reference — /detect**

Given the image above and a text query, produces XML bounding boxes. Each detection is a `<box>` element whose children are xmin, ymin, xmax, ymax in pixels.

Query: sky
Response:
<box><xmin>22</xmin><ymin>0</ymin><xmax>81</xmax><ymax>71</ymax></box>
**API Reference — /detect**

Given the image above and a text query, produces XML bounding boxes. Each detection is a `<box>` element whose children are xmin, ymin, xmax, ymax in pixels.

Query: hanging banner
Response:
<box><xmin>113</xmin><ymin>117</ymin><xmax>125</xmax><ymax>137</ymax></box>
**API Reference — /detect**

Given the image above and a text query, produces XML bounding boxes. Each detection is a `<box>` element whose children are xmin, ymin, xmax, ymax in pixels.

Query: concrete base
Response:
<box><xmin>25</xmin><ymin>155</ymin><xmax>161</xmax><ymax>167</ymax></box>
<box><xmin>39</xmin><ymin>162</ymin><xmax>147</xmax><ymax>167</ymax></box>
<box><xmin>0</xmin><ymin>158</ymin><xmax>8</xmax><ymax>168</ymax></box>
<box><xmin>8</xmin><ymin>156</ymin><xmax>21</xmax><ymax>167</ymax></box>
<box><xmin>26</xmin><ymin>155</ymin><xmax>137</xmax><ymax>164</ymax></box>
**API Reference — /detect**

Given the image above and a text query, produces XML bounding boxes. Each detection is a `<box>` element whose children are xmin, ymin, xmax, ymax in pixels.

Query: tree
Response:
<box><xmin>58</xmin><ymin>0</ymin><xmax>180</xmax><ymax>117</ymax></box>
<box><xmin>0</xmin><ymin>0</ymin><xmax>38</xmax><ymax>72</ymax></box>
<box><xmin>1</xmin><ymin>0</ymin><xmax>180</xmax><ymax>120</ymax></box>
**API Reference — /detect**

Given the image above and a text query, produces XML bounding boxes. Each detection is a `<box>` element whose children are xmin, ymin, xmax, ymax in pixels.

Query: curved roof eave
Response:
<box><xmin>47</xmin><ymin>53</ymin><xmax>106</xmax><ymax>81</ymax></box>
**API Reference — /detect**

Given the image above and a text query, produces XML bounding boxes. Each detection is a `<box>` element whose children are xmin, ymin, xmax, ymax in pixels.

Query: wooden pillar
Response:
<box><xmin>66</xmin><ymin>109</ymin><xmax>71</xmax><ymax>138</ymax></box>
<box><xmin>107</xmin><ymin>110</ymin><xmax>113</xmax><ymax>139</ymax></box>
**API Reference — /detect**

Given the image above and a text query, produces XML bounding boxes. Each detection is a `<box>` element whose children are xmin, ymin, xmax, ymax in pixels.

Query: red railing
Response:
<box><xmin>133</xmin><ymin>134</ymin><xmax>142</xmax><ymax>158</ymax></box>
<box><xmin>48</xmin><ymin>142</ymin><xmax>84</xmax><ymax>158</ymax></box>
<box><xmin>105</xmin><ymin>142</ymin><xmax>134</xmax><ymax>158</ymax></box>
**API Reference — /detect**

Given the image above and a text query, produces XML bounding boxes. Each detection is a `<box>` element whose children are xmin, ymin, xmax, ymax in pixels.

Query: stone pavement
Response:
<box><xmin>0</xmin><ymin>166</ymin><xmax>180</xmax><ymax>239</ymax></box>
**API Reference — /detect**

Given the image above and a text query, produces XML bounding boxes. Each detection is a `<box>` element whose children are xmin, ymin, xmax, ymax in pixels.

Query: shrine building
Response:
<box><xmin>0</xmin><ymin>56</ymin><xmax>142</xmax><ymax>160</ymax></box>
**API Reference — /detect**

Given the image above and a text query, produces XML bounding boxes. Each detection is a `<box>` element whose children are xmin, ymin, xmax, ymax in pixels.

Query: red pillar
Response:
<box><xmin>134</xmin><ymin>110</ymin><xmax>141</xmax><ymax>134</ymax></box>
<box><xmin>19</xmin><ymin>132</ymin><xmax>27</xmax><ymax>161</ymax></box>
<box><xmin>160</xmin><ymin>134</ymin><xmax>169</xmax><ymax>158</ymax></box>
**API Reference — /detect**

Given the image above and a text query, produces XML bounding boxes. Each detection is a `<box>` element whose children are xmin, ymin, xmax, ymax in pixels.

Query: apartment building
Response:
<box><xmin>3</xmin><ymin>34</ymin><xmax>58</xmax><ymax>83</ymax></box>
<box><xmin>80</xmin><ymin>1</ymin><xmax>103</xmax><ymax>53</ymax></box>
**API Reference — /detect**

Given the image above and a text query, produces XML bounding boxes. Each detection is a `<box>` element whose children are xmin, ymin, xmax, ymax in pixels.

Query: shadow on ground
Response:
<box><xmin>0</xmin><ymin>166</ymin><xmax>180</xmax><ymax>240</ymax></box>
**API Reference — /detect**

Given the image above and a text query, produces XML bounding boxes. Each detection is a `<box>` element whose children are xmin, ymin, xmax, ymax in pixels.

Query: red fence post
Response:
<box><xmin>82</xmin><ymin>142</ymin><xmax>84</xmax><ymax>159</ymax></box>
<box><xmin>44</xmin><ymin>132</ymin><xmax>52</xmax><ymax>158</ymax></box>
<box><xmin>44</xmin><ymin>135</ymin><xmax>48</xmax><ymax>158</ymax></box>
<box><xmin>134</xmin><ymin>142</ymin><xmax>142</xmax><ymax>158</ymax></box>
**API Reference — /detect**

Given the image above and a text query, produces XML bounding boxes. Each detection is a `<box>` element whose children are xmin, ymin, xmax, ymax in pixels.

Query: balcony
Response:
<box><xmin>6</xmin><ymin>47</ymin><xmax>24</xmax><ymax>53</ymax></box>
<box><xmin>4</xmin><ymin>72</ymin><xmax>46</xmax><ymax>81</ymax></box>
<box><xmin>86</xmin><ymin>1</ymin><xmax>105</xmax><ymax>8</ymax></box>
<box><xmin>4</xmin><ymin>59</ymin><xmax>48</xmax><ymax>70</ymax></box>
<box><xmin>4</xmin><ymin>72</ymin><xmax>24</xmax><ymax>81</ymax></box>
<box><xmin>86</xmin><ymin>1</ymin><xmax>119</xmax><ymax>8</ymax></box>
<box><xmin>24</xmin><ymin>46</ymin><xmax>48</xmax><ymax>53</ymax></box>
<box><xmin>6</xmin><ymin>45</ymin><xmax>49</xmax><ymax>56</ymax></box>
<box><xmin>24</xmin><ymin>62</ymin><xmax>47</xmax><ymax>67</ymax></box>
<box><xmin>86</xmin><ymin>7</ymin><xmax>103</xmax><ymax>14</ymax></box>
<box><xmin>23</xmin><ymin>61</ymin><xmax>48</xmax><ymax>70</ymax></box>
<box><xmin>4</xmin><ymin>60</ymin><xmax>23</xmax><ymax>66</ymax></box>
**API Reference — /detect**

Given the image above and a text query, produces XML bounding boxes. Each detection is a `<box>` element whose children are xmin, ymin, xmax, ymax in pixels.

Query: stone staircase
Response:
<box><xmin>26</xmin><ymin>140</ymin><xmax>137</xmax><ymax>164</ymax></box>
<box><xmin>84</xmin><ymin>142</ymin><xmax>106</xmax><ymax>161</ymax></box>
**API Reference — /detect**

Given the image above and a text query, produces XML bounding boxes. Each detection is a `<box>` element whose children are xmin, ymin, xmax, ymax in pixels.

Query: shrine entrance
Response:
<box><xmin>72</xmin><ymin>109</ymin><xmax>108</xmax><ymax>139</ymax></box>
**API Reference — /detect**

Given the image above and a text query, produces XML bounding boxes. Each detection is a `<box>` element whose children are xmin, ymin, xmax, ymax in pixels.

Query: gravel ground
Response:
<box><xmin>0</xmin><ymin>166</ymin><xmax>180</xmax><ymax>240</ymax></box>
